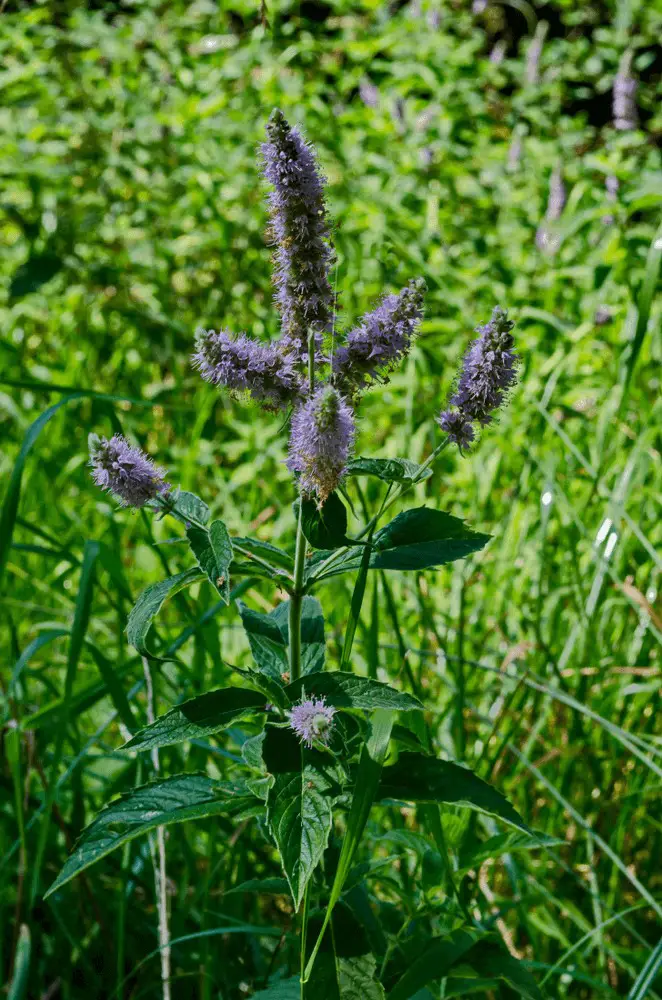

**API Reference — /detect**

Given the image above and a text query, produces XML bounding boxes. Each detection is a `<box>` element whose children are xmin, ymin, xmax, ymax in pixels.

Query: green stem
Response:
<box><xmin>289</xmin><ymin>501</ymin><xmax>307</xmax><ymax>683</ymax></box>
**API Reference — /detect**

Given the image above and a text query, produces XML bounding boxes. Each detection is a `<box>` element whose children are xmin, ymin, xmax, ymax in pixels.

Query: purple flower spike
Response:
<box><xmin>261</xmin><ymin>109</ymin><xmax>335</xmax><ymax>358</ymax></box>
<box><xmin>333</xmin><ymin>278</ymin><xmax>426</xmax><ymax>396</ymax></box>
<box><xmin>192</xmin><ymin>327</ymin><xmax>302</xmax><ymax>410</ymax></box>
<box><xmin>89</xmin><ymin>433</ymin><xmax>169</xmax><ymax>508</ymax></box>
<box><xmin>287</xmin><ymin>386</ymin><xmax>355</xmax><ymax>505</ymax></box>
<box><xmin>289</xmin><ymin>696</ymin><xmax>336</xmax><ymax>748</ymax></box>
<box><xmin>613</xmin><ymin>51</ymin><xmax>638</xmax><ymax>131</ymax></box>
<box><xmin>437</xmin><ymin>410</ymin><xmax>475</xmax><ymax>450</ymax></box>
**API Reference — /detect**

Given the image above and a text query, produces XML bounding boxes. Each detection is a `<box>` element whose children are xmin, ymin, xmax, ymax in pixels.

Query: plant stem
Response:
<box><xmin>289</xmin><ymin>500</ymin><xmax>307</xmax><ymax>683</ymax></box>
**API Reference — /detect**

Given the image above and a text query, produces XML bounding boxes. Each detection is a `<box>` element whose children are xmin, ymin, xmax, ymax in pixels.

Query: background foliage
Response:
<box><xmin>1</xmin><ymin>0</ymin><xmax>661</xmax><ymax>997</ymax></box>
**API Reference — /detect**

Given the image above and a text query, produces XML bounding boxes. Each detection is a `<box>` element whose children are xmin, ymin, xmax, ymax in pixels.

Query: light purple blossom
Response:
<box><xmin>333</xmin><ymin>278</ymin><xmax>426</xmax><ymax>396</ymax></box>
<box><xmin>261</xmin><ymin>109</ymin><xmax>335</xmax><ymax>358</ymax></box>
<box><xmin>536</xmin><ymin>166</ymin><xmax>565</xmax><ymax>253</ymax></box>
<box><xmin>525</xmin><ymin>21</ymin><xmax>548</xmax><ymax>86</ymax></box>
<box><xmin>287</xmin><ymin>386</ymin><xmax>355</xmax><ymax>505</ymax></box>
<box><xmin>359</xmin><ymin>77</ymin><xmax>380</xmax><ymax>110</ymax></box>
<box><xmin>192</xmin><ymin>328</ymin><xmax>302</xmax><ymax>410</ymax></box>
<box><xmin>439</xmin><ymin>307</ymin><xmax>518</xmax><ymax>447</ymax></box>
<box><xmin>89</xmin><ymin>434</ymin><xmax>169</xmax><ymax>508</ymax></box>
<box><xmin>288</xmin><ymin>696</ymin><xmax>336</xmax><ymax>748</ymax></box>
<box><xmin>613</xmin><ymin>51</ymin><xmax>638</xmax><ymax>131</ymax></box>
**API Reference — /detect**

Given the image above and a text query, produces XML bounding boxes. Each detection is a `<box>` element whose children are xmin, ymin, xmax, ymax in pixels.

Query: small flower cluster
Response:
<box><xmin>288</xmin><ymin>696</ymin><xmax>336</xmax><ymax>748</ymax></box>
<box><xmin>287</xmin><ymin>386</ymin><xmax>355</xmax><ymax>506</ymax></box>
<box><xmin>261</xmin><ymin>109</ymin><xmax>335</xmax><ymax>358</ymax></box>
<box><xmin>536</xmin><ymin>166</ymin><xmax>565</xmax><ymax>253</ymax></box>
<box><xmin>89</xmin><ymin>433</ymin><xmax>169</xmax><ymax>508</ymax></box>
<box><xmin>192</xmin><ymin>328</ymin><xmax>302</xmax><ymax>410</ymax></box>
<box><xmin>438</xmin><ymin>306</ymin><xmax>518</xmax><ymax>449</ymax></box>
<box><xmin>333</xmin><ymin>279</ymin><xmax>426</xmax><ymax>397</ymax></box>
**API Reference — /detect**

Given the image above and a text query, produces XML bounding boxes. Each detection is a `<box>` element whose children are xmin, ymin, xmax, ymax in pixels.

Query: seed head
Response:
<box><xmin>89</xmin><ymin>434</ymin><xmax>169</xmax><ymax>508</ymax></box>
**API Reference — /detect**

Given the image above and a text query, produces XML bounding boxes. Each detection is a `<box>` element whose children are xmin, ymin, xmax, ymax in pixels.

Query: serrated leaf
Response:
<box><xmin>45</xmin><ymin>776</ymin><xmax>248</xmax><ymax>897</ymax></box>
<box><xmin>252</xmin><ymin>977</ymin><xmax>300</xmax><ymax>1000</ymax></box>
<box><xmin>379</xmin><ymin>752</ymin><xmax>529</xmax><ymax>832</ymax></box>
<box><xmin>301</xmin><ymin>492</ymin><xmax>351</xmax><ymax>549</ymax></box>
<box><xmin>458</xmin><ymin>830</ymin><xmax>563</xmax><ymax>873</ymax></box>
<box><xmin>346</xmin><ymin>457</ymin><xmax>432</xmax><ymax>484</ymax></box>
<box><xmin>460</xmin><ymin>943</ymin><xmax>543</xmax><ymax>1000</ymax></box>
<box><xmin>286</xmin><ymin>672</ymin><xmax>423</xmax><ymax>712</ymax></box>
<box><xmin>264</xmin><ymin>727</ymin><xmax>336</xmax><ymax>909</ymax></box>
<box><xmin>226</xmin><ymin>877</ymin><xmax>290</xmax><ymax>896</ymax></box>
<box><xmin>242</xmin><ymin>730</ymin><xmax>267</xmax><ymax>771</ymax></box>
<box><xmin>121</xmin><ymin>687</ymin><xmax>266</xmax><ymax>751</ymax></box>
<box><xmin>232</xmin><ymin>536</ymin><xmax>294</xmax><ymax>573</ymax></box>
<box><xmin>187</xmin><ymin>519</ymin><xmax>233</xmax><ymax>602</ymax></box>
<box><xmin>387</xmin><ymin>928</ymin><xmax>485</xmax><ymax>1000</ymax></box>
<box><xmin>339</xmin><ymin>955</ymin><xmax>386</xmax><ymax>1000</ymax></box>
<box><xmin>167</xmin><ymin>489</ymin><xmax>210</xmax><ymax>526</ymax></box>
<box><xmin>126</xmin><ymin>567</ymin><xmax>203</xmax><ymax>657</ymax></box>
<box><xmin>372</xmin><ymin>507</ymin><xmax>490</xmax><ymax>570</ymax></box>
<box><xmin>239</xmin><ymin>597</ymin><xmax>325</xmax><ymax>678</ymax></box>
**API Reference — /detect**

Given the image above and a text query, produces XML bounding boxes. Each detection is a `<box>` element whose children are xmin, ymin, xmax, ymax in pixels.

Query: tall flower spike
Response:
<box><xmin>333</xmin><ymin>278</ymin><xmax>425</xmax><ymax>396</ymax></box>
<box><xmin>89</xmin><ymin>433</ymin><xmax>169</xmax><ymax>508</ymax></box>
<box><xmin>287</xmin><ymin>385</ymin><xmax>355</xmax><ymax>506</ymax></box>
<box><xmin>192</xmin><ymin>328</ymin><xmax>302</xmax><ymax>410</ymax></box>
<box><xmin>613</xmin><ymin>51</ymin><xmax>638</xmax><ymax>131</ymax></box>
<box><xmin>536</xmin><ymin>165</ymin><xmax>565</xmax><ymax>253</ymax></box>
<box><xmin>261</xmin><ymin>109</ymin><xmax>335</xmax><ymax>359</ymax></box>
<box><xmin>437</xmin><ymin>306</ymin><xmax>518</xmax><ymax>447</ymax></box>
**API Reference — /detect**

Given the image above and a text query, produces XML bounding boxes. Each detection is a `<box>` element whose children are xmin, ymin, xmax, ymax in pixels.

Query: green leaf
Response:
<box><xmin>10</xmin><ymin>252</ymin><xmax>61</xmax><ymax>299</ymax></box>
<box><xmin>126</xmin><ymin>567</ymin><xmax>203</xmax><ymax>657</ymax></box>
<box><xmin>232</xmin><ymin>536</ymin><xmax>294</xmax><ymax>573</ymax></box>
<box><xmin>301</xmin><ymin>492</ymin><xmax>350</xmax><ymax>549</ymax></box>
<box><xmin>378</xmin><ymin>752</ymin><xmax>529</xmax><ymax>832</ymax></box>
<box><xmin>346</xmin><ymin>457</ymin><xmax>432</xmax><ymax>484</ymax></box>
<box><xmin>187</xmin><ymin>519</ymin><xmax>233</xmax><ymax>602</ymax></box>
<box><xmin>252</xmin><ymin>978</ymin><xmax>301</xmax><ymax>1000</ymax></box>
<box><xmin>7</xmin><ymin>924</ymin><xmax>31</xmax><ymax>1000</ymax></box>
<box><xmin>239</xmin><ymin>597</ymin><xmax>325</xmax><ymax>678</ymax></box>
<box><xmin>226</xmin><ymin>877</ymin><xmax>290</xmax><ymax>895</ymax></box>
<box><xmin>167</xmin><ymin>488</ymin><xmax>210</xmax><ymax>526</ymax></box>
<box><xmin>341</xmin><ymin>530</ymin><xmax>374</xmax><ymax>670</ymax></box>
<box><xmin>122</xmin><ymin>687</ymin><xmax>267</xmax><ymax>751</ymax></box>
<box><xmin>264</xmin><ymin>727</ymin><xmax>336</xmax><ymax>909</ymax></box>
<box><xmin>458</xmin><ymin>830</ymin><xmax>563</xmax><ymax>873</ymax></box>
<box><xmin>460</xmin><ymin>943</ymin><xmax>543</xmax><ymax>1000</ymax></box>
<box><xmin>339</xmin><ymin>955</ymin><xmax>386</xmax><ymax>1000</ymax></box>
<box><xmin>387</xmin><ymin>928</ymin><xmax>485</xmax><ymax>1000</ymax></box>
<box><xmin>45</xmin><ymin>776</ymin><xmax>249</xmax><ymax>897</ymax></box>
<box><xmin>286</xmin><ymin>672</ymin><xmax>423</xmax><ymax>712</ymax></box>
<box><xmin>372</xmin><ymin>507</ymin><xmax>490</xmax><ymax>570</ymax></box>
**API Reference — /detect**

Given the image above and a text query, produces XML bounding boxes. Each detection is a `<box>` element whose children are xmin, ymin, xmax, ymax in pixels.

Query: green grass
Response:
<box><xmin>1</xmin><ymin>0</ymin><xmax>661</xmax><ymax>997</ymax></box>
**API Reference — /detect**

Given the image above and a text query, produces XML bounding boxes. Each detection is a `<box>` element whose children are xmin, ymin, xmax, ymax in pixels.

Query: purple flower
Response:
<box><xmin>436</xmin><ymin>410</ymin><xmax>475</xmax><ymax>449</ymax></box>
<box><xmin>536</xmin><ymin>166</ymin><xmax>565</xmax><ymax>253</ymax></box>
<box><xmin>261</xmin><ymin>109</ymin><xmax>335</xmax><ymax>358</ymax></box>
<box><xmin>525</xmin><ymin>21</ymin><xmax>548</xmax><ymax>86</ymax></box>
<box><xmin>439</xmin><ymin>306</ymin><xmax>518</xmax><ymax>447</ymax></box>
<box><xmin>288</xmin><ymin>696</ymin><xmax>336</xmax><ymax>748</ymax></box>
<box><xmin>192</xmin><ymin>328</ymin><xmax>302</xmax><ymax>410</ymax></box>
<box><xmin>287</xmin><ymin>386</ymin><xmax>355</xmax><ymax>505</ymax></box>
<box><xmin>89</xmin><ymin>433</ymin><xmax>169</xmax><ymax>508</ymax></box>
<box><xmin>333</xmin><ymin>278</ymin><xmax>426</xmax><ymax>396</ymax></box>
<box><xmin>359</xmin><ymin>77</ymin><xmax>380</xmax><ymax>110</ymax></box>
<box><xmin>613</xmin><ymin>52</ymin><xmax>638</xmax><ymax>131</ymax></box>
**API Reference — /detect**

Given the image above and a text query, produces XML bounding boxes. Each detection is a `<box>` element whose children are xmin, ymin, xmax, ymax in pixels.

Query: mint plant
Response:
<box><xmin>47</xmin><ymin>111</ymin><xmax>542</xmax><ymax>1000</ymax></box>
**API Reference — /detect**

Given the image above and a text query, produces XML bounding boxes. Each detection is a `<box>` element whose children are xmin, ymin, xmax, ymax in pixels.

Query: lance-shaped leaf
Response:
<box><xmin>387</xmin><ymin>928</ymin><xmax>485</xmax><ymax>1000</ymax></box>
<box><xmin>346</xmin><ymin>456</ymin><xmax>432</xmax><ymax>484</ymax></box>
<box><xmin>372</xmin><ymin>507</ymin><xmax>490</xmax><ymax>571</ymax></box>
<box><xmin>239</xmin><ymin>596</ymin><xmax>325</xmax><ymax>678</ymax></box>
<box><xmin>126</xmin><ymin>567</ymin><xmax>203</xmax><ymax>657</ymax></box>
<box><xmin>450</xmin><ymin>942</ymin><xmax>543</xmax><ymax>1000</ymax></box>
<box><xmin>300</xmin><ymin>491</ymin><xmax>351</xmax><ymax>549</ymax></box>
<box><xmin>457</xmin><ymin>829</ymin><xmax>563</xmax><ymax>874</ymax></box>
<box><xmin>339</xmin><ymin>954</ymin><xmax>387</xmax><ymax>1000</ymax></box>
<box><xmin>379</xmin><ymin>752</ymin><xmax>529</xmax><ymax>832</ymax></box>
<box><xmin>187</xmin><ymin>519</ymin><xmax>233</xmax><ymax>602</ymax></box>
<box><xmin>45</xmin><ymin>775</ymin><xmax>249</xmax><ymax>897</ymax></box>
<box><xmin>122</xmin><ymin>687</ymin><xmax>267</xmax><ymax>751</ymax></box>
<box><xmin>166</xmin><ymin>488</ymin><xmax>210</xmax><ymax>526</ymax></box>
<box><xmin>286</xmin><ymin>672</ymin><xmax>423</xmax><ymax>712</ymax></box>
<box><xmin>264</xmin><ymin>726</ymin><xmax>337</xmax><ymax>909</ymax></box>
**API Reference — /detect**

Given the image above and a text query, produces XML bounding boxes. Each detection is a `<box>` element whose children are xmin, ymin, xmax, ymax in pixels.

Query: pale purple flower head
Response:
<box><xmin>613</xmin><ymin>51</ymin><xmax>638</xmax><ymax>131</ymax></box>
<box><xmin>525</xmin><ymin>21</ymin><xmax>547</xmax><ymax>86</ymax></box>
<box><xmin>333</xmin><ymin>278</ymin><xmax>426</xmax><ymax>396</ymax></box>
<box><xmin>192</xmin><ymin>328</ymin><xmax>302</xmax><ymax>410</ymax></box>
<box><xmin>289</xmin><ymin>696</ymin><xmax>336</xmax><ymax>748</ymax></box>
<box><xmin>536</xmin><ymin>166</ymin><xmax>565</xmax><ymax>253</ymax></box>
<box><xmin>287</xmin><ymin>385</ymin><xmax>355</xmax><ymax>505</ymax></box>
<box><xmin>439</xmin><ymin>306</ymin><xmax>518</xmax><ymax>448</ymax></box>
<box><xmin>261</xmin><ymin>109</ymin><xmax>335</xmax><ymax>359</ymax></box>
<box><xmin>89</xmin><ymin>433</ymin><xmax>169</xmax><ymax>508</ymax></box>
<box><xmin>359</xmin><ymin>77</ymin><xmax>380</xmax><ymax>110</ymax></box>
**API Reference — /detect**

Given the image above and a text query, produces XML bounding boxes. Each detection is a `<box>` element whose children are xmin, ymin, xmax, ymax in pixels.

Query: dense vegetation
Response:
<box><xmin>1</xmin><ymin>1</ymin><xmax>661</xmax><ymax>998</ymax></box>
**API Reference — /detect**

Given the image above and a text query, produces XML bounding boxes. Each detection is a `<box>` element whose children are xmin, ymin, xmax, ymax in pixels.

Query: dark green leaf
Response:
<box><xmin>346</xmin><ymin>457</ymin><xmax>432</xmax><ymax>484</ymax></box>
<box><xmin>187</xmin><ymin>519</ymin><xmax>233</xmax><ymax>602</ymax></box>
<box><xmin>286</xmin><ymin>673</ymin><xmax>423</xmax><ymax>713</ymax></box>
<box><xmin>458</xmin><ymin>830</ymin><xmax>563</xmax><ymax>873</ymax></box>
<box><xmin>387</xmin><ymin>928</ymin><xmax>484</xmax><ymax>1000</ymax></box>
<box><xmin>460</xmin><ymin>943</ymin><xmax>543</xmax><ymax>1000</ymax></box>
<box><xmin>126</xmin><ymin>567</ymin><xmax>203</xmax><ymax>657</ymax></box>
<box><xmin>372</xmin><ymin>507</ymin><xmax>490</xmax><ymax>571</ymax></box>
<box><xmin>10</xmin><ymin>253</ymin><xmax>61</xmax><ymax>299</ymax></box>
<box><xmin>7</xmin><ymin>924</ymin><xmax>31</xmax><ymax>1000</ymax></box>
<box><xmin>379</xmin><ymin>752</ymin><xmax>529</xmax><ymax>831</ymax></box>
<box><xmin>122</xmin><ymin>688</ymin><xmax>266</xmax><ymax>751</ymax></box>
<box><xmin>239</xmin><ymin>597</ymin><xmax>325</xmax><ymax>678</ymax></box>
<box><xmin>232</xmin><ymin>536</ymin><xmax>294</xmax><ymax>573</ymax></box>
<box><xmin>167</xmin><ymin>489</ymin><xmax>210</xmax><ymax>526</ymax></box>
<box><xmin>339</xmin><ymin>955</ymin><xmax>386</xmax><ymax>1000</ymax></box>
<box><xmin>45</xmin><ymin>776</ymin><xmax>249</xmax><ymax>897</ymax></box>
<box><xmin>226</xmin><ymin>877</ymin><xmax>290</xmax><ymax>895</ymax></box>
<box><xmin>252</xmin><ymin>978</ymin><xmax>300</xmax><ymax>1000</ymax></box>
<box><xmin>301</xmin><ymin>492</ymin><xmax>350</xmax><ymax>550</ymax></box>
